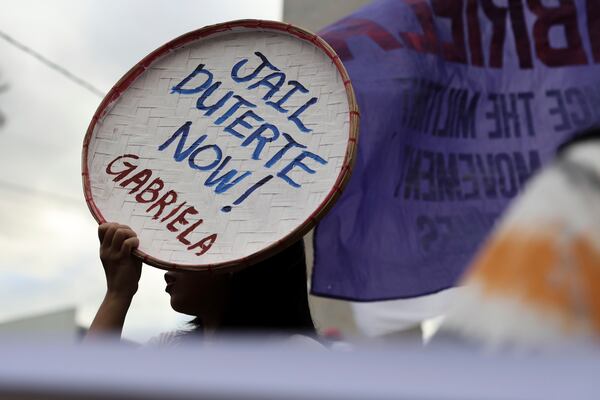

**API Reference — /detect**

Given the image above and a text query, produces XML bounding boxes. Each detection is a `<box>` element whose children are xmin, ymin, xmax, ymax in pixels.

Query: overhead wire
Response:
<box><xmin>0</xmin><ymin>29</ymin><xmax>104</xmax><ymax>206</ymax></box>
<box><xmin>0</xmin><ymin>29</ymin><xmax>106</xmax><ymax>98</ymax></box>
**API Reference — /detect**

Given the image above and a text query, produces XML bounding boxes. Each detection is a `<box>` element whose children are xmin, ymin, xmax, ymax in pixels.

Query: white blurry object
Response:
<box><xmin>352</xmin><ymin>288</ymin><xmax>463</xmax><ymax>339</ymax></box>
<box><xmin>444</xmin><ymin>136</ymin><xmax>600</xmax><ymax>348</ymax></box>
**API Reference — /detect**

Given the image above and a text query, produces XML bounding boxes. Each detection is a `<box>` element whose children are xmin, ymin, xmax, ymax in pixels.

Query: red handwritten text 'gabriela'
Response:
<box><xmin>105</xmin><ymin>154</ymin><xmax>217</xmax><ymax>256</ymax></box>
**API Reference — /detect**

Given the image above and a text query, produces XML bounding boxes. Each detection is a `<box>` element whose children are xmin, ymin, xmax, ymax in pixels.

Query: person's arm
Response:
<box><xmin>85</xmin><ymin>223</ymin><xmax>142</xmax><ymax>340</ymax></box>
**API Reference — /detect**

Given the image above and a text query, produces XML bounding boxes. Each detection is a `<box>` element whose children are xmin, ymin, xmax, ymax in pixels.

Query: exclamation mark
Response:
<box><xmin>221</xmin><ymin>175</ymin><xmax>274</xmax><ymax>213</ymax></box>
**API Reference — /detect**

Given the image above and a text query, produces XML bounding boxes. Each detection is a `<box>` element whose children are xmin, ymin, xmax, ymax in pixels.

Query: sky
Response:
<box><xmin>0</xmin><ymin>0</ymin><xmax>282</xmax><ymax>342</ymax></box>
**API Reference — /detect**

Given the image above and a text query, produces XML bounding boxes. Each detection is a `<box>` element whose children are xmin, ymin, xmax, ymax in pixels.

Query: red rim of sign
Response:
<box><xmin>81</xmin><ymin>19</ymin><xmax>359</xmax><ymax>272</ymax></box>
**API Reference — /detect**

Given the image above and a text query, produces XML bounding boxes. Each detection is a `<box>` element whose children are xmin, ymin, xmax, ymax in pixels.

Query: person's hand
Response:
<box><xmin>98</xmin><ymin>222</ymin><xmax>142</xmax><ymax>301</ymax></box>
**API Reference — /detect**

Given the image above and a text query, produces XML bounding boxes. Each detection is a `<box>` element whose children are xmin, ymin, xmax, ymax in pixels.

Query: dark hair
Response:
<box><xmin>557</xmin><ymin>126</ymin><xmax>600</xmax><ymax>156</ymax></box>
<box><xmin>192</xmin><ymin>239</ymin><xmax>315</xmax><ymax>334</ymax></box>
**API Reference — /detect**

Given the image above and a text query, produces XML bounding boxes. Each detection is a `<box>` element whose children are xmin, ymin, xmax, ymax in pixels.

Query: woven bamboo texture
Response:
<box><xmin>82</xmin><ymin>20</ymin><xmax>358</xmax><ymax>271</ymax></box>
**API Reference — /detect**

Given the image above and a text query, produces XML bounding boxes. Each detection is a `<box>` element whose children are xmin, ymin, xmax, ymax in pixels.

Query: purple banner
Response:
<box><xmin>312</xmin><ymin>0</ymin><xmax>600</xmax><ymax>300</ymax></box>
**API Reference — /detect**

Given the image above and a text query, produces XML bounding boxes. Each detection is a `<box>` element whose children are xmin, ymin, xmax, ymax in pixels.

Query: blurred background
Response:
<box><xmin>0</xmin><ymin>0</ymin><xmax>373</xmax><ymax>343</ymax></box>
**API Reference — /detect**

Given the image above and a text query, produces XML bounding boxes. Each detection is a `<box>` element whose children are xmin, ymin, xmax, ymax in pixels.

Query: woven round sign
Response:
<box><xmin>82</xmin><ymin>20</ymin><xmax>358</xmax><ymax>271</ymax></box>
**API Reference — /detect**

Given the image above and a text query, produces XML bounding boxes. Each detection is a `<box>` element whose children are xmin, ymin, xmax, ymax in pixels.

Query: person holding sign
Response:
<box><xmin>81</xmin><ymin>20</ymin><xmax>356</xmax><ymax>344</ymax></box>
<box><xmin>86</xmin><ymin>222</ymin><xmax>315</xmax><ymax>342</ymax></box>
